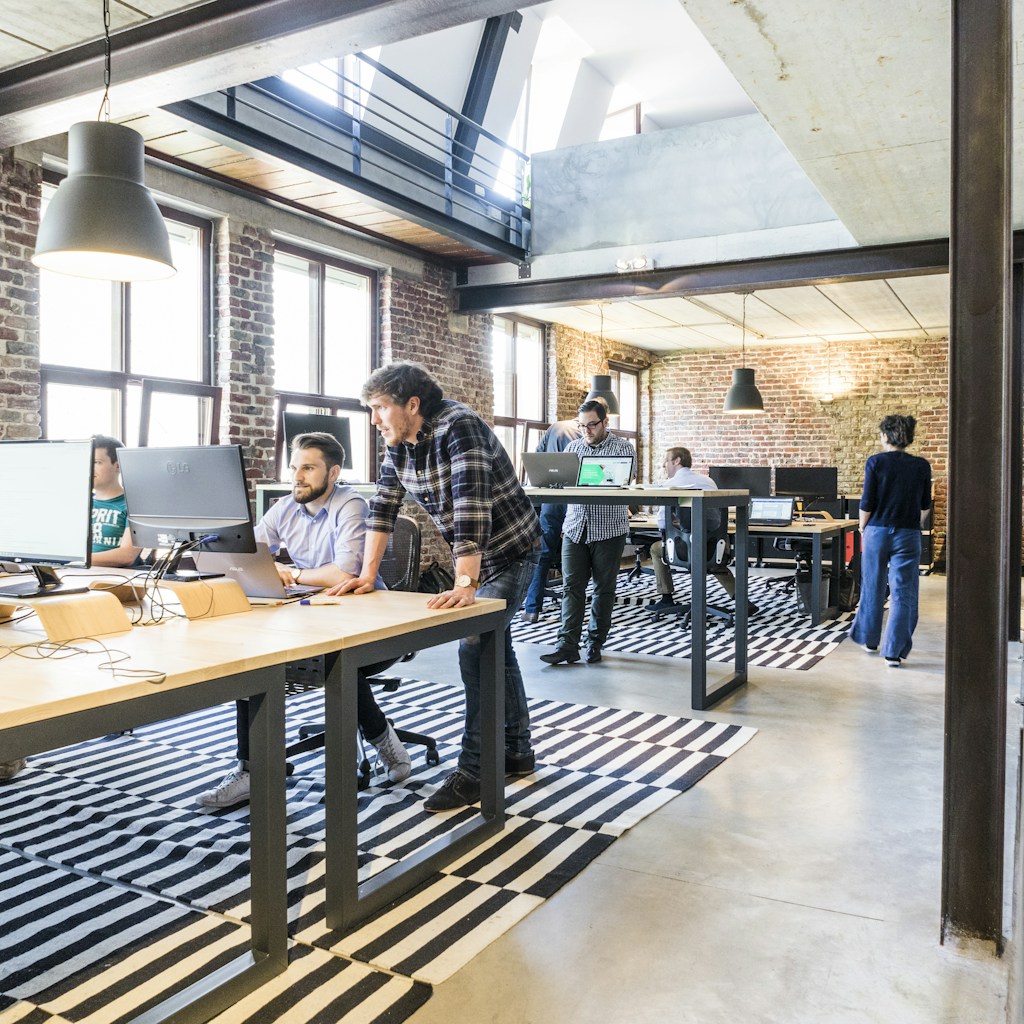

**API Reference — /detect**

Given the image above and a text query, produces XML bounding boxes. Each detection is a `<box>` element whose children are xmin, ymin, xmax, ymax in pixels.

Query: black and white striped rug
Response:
<box><xmin>0</xmin><ymin>679</ymin><xmax>755</xmax><ymax>1020</ymax></box>
<box><xmin>512</xmin><ymin>571</ymin><xmax>854</xmax><ymax>670</ymax></box>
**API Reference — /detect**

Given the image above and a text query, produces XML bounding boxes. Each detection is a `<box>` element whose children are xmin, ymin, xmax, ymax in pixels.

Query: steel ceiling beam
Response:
<box><xmin>0</xmin><ymin>0</ymin><xmax>544</xmax><ymax>148</ymax></box>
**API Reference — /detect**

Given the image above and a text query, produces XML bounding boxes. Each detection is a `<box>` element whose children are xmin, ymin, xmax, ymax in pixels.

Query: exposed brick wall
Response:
<box><xmin>214</xmin><ymin>219</ymin><xmax>277</xmax><ymax>489</ymax></box>
<box><xmin>0</xmin><ymin>152</ymin><xmax>41</xmax><ymax>440</ymax></box>
<box><xmin>648</xmin><ymin>336</ymin><xmax>950</xmax><ymax>563</ymax></box>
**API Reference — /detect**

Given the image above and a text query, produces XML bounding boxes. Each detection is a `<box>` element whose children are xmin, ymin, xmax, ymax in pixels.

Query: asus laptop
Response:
<box><xmin>576</xmin><ymin>453</ymin><xmax>634</xmax><ymax>487</ymax></box>
<box><xmin>522</xmin><ymin>451</ymin><xmax>581</xmax><ymax>488</ymax></box>
<box><xmin>748</xmin><ymin>496</ymin><xmax>796</xmax><ymax>527</ymax></box>
<box><xmin>195</xmin><ymin>543</ymin><xmax>323</xmax><ymax>602</ymax></box>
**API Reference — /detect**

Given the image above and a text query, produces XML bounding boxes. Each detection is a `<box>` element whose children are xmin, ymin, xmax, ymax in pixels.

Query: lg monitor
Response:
<box><xmin>282</xmin><ymin>411</ymin><xmax>353</xmax><ymax>470</ymax></box>
<box><xmin>774</xmin><ymin>466</ymin><xmax>839</xmax><ymax>501</ymax></box>
<box><xmin>709</xmin><ymin>465</ymin><xmax>772</xmax><ymax>497</ymax></box>
<box><xmin>0</xmin><ymin>439</ymin><xmax>93</xmax><ymax>598</ymax></box>
<box><xmin>118</xmin><ymin>444</ymin><xmax>257</xmax><ymax>578</ymax></box>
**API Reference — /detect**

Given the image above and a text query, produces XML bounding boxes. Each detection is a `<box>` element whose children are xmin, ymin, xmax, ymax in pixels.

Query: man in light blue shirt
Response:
<box><xmin>198</xmin><ymin>432</ymin><xmax>408</xmax><ymax>809</ymax></box>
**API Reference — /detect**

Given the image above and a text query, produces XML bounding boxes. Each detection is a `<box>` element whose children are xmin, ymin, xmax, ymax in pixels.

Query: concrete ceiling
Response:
<box><xmin>0</xmin><ymin>0</ymin><xmax>976</xmax><ymax>351</ymax></box>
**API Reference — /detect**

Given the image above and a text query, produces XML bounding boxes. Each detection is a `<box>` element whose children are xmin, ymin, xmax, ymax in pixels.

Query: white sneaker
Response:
<box><xmin>368</xmin><ymin>724</ymin><xmax>412</xmax><ymax>783</ymax></box>
<box><xmin>197</xmin><ymin>768</ymin><xmax>250</xmax><ymax>808</ymax></box>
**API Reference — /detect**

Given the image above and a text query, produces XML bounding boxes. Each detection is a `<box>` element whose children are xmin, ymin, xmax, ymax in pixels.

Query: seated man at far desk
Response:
<box><xmin>90</xmin><ymin>435</ymin><xmax>142</xmax><ymax>568</ymax></box>
<box><xmin>649</xmin><ymin>446</ymin><xmax>757</xmax><ymax>616</ymax></box>
<box><xmin>197</xmin><ymin>430</ymin><xmax>410</xmax><ymax>809</ymax></box>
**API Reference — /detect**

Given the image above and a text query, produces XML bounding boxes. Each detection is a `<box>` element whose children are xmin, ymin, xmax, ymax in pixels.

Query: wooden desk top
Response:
<box><xmin>746</xmin><ymin>517</ymin><xmax>858</xmax><ymax>535</ymax></box>
<box><xmin>525</xmin><ymin>486</ymin><xmax>748</xmax><ymax>503</ymax></box>
<box><xmin>0</xmin><ymin>591</ymin><xmax>504</xmax><ymax>731</ymax></box>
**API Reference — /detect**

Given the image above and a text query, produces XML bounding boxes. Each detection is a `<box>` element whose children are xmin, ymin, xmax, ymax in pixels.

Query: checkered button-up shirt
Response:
<box><xmin>563</xmin><ymin>432</ymin><xmax>637</xmax><ymax>543</ymax></box>
<box><xmin>366</xmin><ymin>400</ymin><xmax>540</xmax><ymax>581</ymax></box>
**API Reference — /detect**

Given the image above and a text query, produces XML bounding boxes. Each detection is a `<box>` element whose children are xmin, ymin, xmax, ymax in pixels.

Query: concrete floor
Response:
<box><xmin>406</xmin><ymin>575</ymin><xmax>1015</xmax><ymax>1024</ymax></box>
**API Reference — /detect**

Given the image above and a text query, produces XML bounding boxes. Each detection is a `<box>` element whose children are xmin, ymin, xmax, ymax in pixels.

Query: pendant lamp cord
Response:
<box><xmin>741</xmin><ymin>292</ymin><xmax>748</xmax><ymax>367</ymax></box>
<box><xmin>97</xmin><ymin>0</ymin><xmax>111</xmax><ymax>122</ymax></box>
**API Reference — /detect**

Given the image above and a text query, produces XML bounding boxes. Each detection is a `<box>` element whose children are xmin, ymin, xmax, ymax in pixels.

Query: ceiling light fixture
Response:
<box><xmin>723</xmin><ymin>292</ymin><xmax>765</xmax><ymax>415</ymax></box>
<box><xmin>585</xmin><ymin>305</ymin><xmax>620</xmax><ymax>414</ymax></box>
<box><xmin>32</xmin><ymin>0</ymin><xmax>175</xmax><ymax>282</ymax></box>
<box><xmin>615</xmin><ymin>255</ymin><xmax>652</xmax><ymax>273</ymax></box>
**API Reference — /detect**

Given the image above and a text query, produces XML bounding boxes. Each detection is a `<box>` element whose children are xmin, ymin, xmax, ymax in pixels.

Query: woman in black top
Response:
<box><xmin>849</xmin><ymin>414</ymin><xmax>932</xmax><ymax>667</ymax></box>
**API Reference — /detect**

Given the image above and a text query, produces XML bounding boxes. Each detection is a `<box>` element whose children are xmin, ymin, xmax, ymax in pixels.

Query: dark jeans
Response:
<box><xmin>849</xmin><ymin>526</ymin><xmax>921</xmax><ymax>660</ymax></box>
<box><xmin>457</xmin><ymin>551</ymin><xmax>537</xmax><ymax>781</ymax></box>
<box><xmin>523</xmin><ymin>503</ymin><xmax>566</xmax><ymax>615</ymax></box>
<box><xmin>558</xmin><ymin>532</ymin><xmax>627</xmax><ymax>650</ymax></box>
<box><xmin>236</xmin><ymin>651</ymin><xmax>389</xmax><ymax>766</ymax></box>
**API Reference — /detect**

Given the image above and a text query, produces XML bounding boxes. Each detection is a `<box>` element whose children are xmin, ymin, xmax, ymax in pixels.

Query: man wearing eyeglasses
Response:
<box><xmin>541</xmin><ymin>398</ymin><xmax>636</xmax><ymax>665</ymax></box>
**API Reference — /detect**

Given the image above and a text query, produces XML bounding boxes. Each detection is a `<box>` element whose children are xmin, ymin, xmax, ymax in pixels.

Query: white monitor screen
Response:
<box><xmin>577</xmin><ymin>454</ymin><xmax>634</xmax><ymax>487</ymax></box>
<box><xmin>0</xmin><ymin>440</ymin><xmax>93</xmax><ymax>567</ymax></box>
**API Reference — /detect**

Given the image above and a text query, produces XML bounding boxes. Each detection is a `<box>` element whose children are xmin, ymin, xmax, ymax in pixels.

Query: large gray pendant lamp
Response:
<box><xmin>723</xmin><ymin>292</ymin><xmax>764</xmax><ymax>414</ymax></box>
<box><xmin>584</xmin><ymin>305</ymin><xmax>620</xmax><ymax>414</ymax></box>
<box><xmin>32</xmin><ymin>0</ymin><xmax>174</xmax><ymax>282</ymax></box>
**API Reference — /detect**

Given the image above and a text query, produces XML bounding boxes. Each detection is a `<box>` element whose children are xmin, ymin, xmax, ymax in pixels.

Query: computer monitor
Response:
<box><xmin>282</xmin><ymin>411</ymin><xmax>353</xmax><ymax>470</ymax></box>
<box><xmin>709</xmin><ymin>465</ymin><xmax>772</xmax><ymax>497</ymax></box>
<box><xmin>774</xmin><ymin>466</ymin><xmax>839</xmax><ymax>502</ymax></box>
<box><xmin>118</xmin><ymin>445</ymin><xmax>257</xmax><ymax>578</ymax></box>
<box><xmin>0</xmin><ymin>439</ymin><xmax>93</xmax><ymax>598</ymax></box>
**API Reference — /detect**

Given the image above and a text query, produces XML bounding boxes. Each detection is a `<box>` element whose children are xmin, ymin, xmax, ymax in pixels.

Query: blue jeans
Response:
<box><xmin>523</xmin><ymin>503</ymin><xmax>566</xmax><ymax>614</ymax></box>
<box><xmin>558</xmin><ymin>532</ymin><xmax>627</xmax><ymax>650</ymax></box>
<box><xmin>457</xmin><ymin>552</ymin><xmax>537</xmax><ymax>780</ymax></box>
<box><xmin>850</xmin><ymin>526</ymin><xmax>921</xmax><ymax>660</ymax></box>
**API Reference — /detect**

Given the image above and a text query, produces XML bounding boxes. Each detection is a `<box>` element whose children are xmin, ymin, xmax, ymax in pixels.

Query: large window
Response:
<box><xmin>272</xmin><ymin>244</ymin><xmax>376</xmax><ymax>480</ymax></box>
<box><xmin>608</xmin><ymin>361</ymin><xmax>640</xmax><ymax>469</ymax></box>
<box><xmin>492</xmin><ymin>315</ymin><xmax>546</xmax><ymax>473</ymax></box>
<box><xmin>40</xmin><ymin>185</ymin><xmax>212</xmax><ymax>446</ymax></box>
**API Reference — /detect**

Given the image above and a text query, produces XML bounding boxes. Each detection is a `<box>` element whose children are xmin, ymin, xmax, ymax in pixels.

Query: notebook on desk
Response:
<box><xmin>748</xmin><ymin>497</ymin><xmax>795</xmax><ymax>527</ymax></box>
<box><xmin>576</xmin><ymin>454</ymin><xmax>634</xmax><ymax>487</ymax></box>
<box><xmin>194</xmin><ymin>543</ymin><xmax>323</xmax><ymax>602</ymax></box>
<box><xmin>522</xmin><ymin>451</ymin><xmax>581</xmax><ymax>488</ymax></box>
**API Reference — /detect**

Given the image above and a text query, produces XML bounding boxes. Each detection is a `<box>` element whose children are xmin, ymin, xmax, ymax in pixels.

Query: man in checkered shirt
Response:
<box><xmin>541</xmin><ymin>398</ymin><xmax>636</xmax><ymax>666</ymax></box>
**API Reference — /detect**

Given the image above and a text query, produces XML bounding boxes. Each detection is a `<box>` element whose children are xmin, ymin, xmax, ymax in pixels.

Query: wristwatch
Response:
<box><xmin>290</xmin><ymin>566</ymin><xmax>303</xmax><ymax>583</ymax></box>
<box><xmin>453</xmin><ymin>573</ymin><xmax>480</xmax><ymax>590</ymax></box>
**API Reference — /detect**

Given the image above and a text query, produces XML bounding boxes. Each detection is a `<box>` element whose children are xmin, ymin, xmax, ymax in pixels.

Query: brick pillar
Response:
<box><xmin>214</xmin><ymin>219</ymin><xmax>277</xmax><ymax>488</ymax></box>
<box><xmin>0</xmin><ymin>151</ymin><xmax>42</xmax><ymax>440</ymax></box>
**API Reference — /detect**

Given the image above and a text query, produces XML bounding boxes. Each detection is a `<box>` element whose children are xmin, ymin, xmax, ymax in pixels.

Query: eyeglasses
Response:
<box><xmin>577</xmin><ymin>420</ymin><xmax>603</xmax><ymax>431</ymax></box>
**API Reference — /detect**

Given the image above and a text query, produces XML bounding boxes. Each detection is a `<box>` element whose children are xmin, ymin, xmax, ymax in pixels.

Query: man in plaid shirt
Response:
<box><xmin>541</xmin><ymin>399</ymin><xmax>636</xmax><ymax>666</ymax></box>
<box><xmin>331</xmin><ymin>362</ymin><xmax>541</xmax><ymax>813</ymax></box>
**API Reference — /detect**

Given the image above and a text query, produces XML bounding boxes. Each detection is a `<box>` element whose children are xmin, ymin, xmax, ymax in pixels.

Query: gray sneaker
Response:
<box><xmin>0</xmin><ymin>758</ymin><xmax>26</xmax><ymax>781</ymax></box>
<box><xmin>197</xmin><ymin>768</ymin><xmax>250</xmax><ymax>808</ymax></box>
<box><xmin>368</xmin><ymin>723</ymin><xmax>412</xmax><ymax>783</ymax></box>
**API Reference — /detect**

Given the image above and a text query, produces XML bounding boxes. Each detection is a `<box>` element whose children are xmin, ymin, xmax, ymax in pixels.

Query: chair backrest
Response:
<box><xmin>379</xmin><ymin>515</ymin><xmax>422</xmax><ymax>592</ymax></box>
<box><xmin>664</xmin><ymin>513</ymin><xmax>729</xmax><ymax>572</ymax></box>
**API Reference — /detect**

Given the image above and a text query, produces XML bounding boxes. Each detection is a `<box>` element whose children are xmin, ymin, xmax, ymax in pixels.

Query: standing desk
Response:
<box><xmin>525</xmin><ymin>486</ymin><xmax>749</xmax><ymax>711</ymax></box>
<box><xmin>0</xmin><ymin>590</ymin><xmax>506</xmax><ymax>1023</ymax></box>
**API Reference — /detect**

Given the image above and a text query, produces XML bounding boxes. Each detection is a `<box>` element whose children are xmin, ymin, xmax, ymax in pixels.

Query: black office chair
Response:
<box><xmin>626</xmin><ymin>524</ymin><xmax>662</xmax><ymax>583</ymax></box>
<box><xmin>288</xmin><ymin>515</ymin><xmax>440</xmax><ymax>783</ymax></box>
<box><xmin>649</xmin><ymin>509</ymin><xmax>734</xmax><ymax>628</ymax></box>
<box><xmin>765</xmin><ymin>507</ymin><xmax>833</xmax><ymax>605</ymax></box>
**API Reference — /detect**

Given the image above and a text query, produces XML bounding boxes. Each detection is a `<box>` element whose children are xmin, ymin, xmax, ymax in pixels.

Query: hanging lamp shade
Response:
<box><xmin>33</xmin><ymin>121</ymin><xmax>175</xmax><ymax>282</ymax></box>
<box><xmin>723</xmin><ymin>367</ymin><xmax>764</xmax><ymax>414</ymax></box>
<box><xmin>585</xmin><ymin>373</ymin><xmax>619</xmax><ymax>415</ymax></box>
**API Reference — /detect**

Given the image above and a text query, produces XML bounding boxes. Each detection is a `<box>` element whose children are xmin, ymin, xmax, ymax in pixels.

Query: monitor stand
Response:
<box><xmin>0</xmin><ymin>564</ymin><xmax>88</xmax><ymax>599</ymax></box>
<box><xmin>160</xmin><ymin>544</ymin><xmax>223</xmax><ymax>583</ymax></box>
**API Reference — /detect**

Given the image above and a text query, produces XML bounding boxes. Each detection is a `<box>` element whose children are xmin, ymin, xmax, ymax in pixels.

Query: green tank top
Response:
<box><xmin>92</xmin><ymin>493</ymin><xmax>128</xmax><ymax>553</ymax></box>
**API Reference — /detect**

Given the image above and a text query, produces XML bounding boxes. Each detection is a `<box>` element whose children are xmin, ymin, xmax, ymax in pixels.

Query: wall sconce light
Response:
<box><xmin>32</xmin><ymin>0</ymin><xmax>174</xmax><ymax>282</ymax></box>
<box><xmin>723</xmin><ymin>293</ymin><xmax>765</xmax><ymax>415</ymax></box>
<box><xmin>615</xmin><ymin>255</ymin><xmax>653</xmax><ymax>272</ymax></box>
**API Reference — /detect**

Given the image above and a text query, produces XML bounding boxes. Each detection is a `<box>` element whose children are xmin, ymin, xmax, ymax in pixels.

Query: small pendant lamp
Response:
<box><xmin>723</xmin><ymin>292</ymin><xmax>764</xmax><ymax>414</ymax></box>
<box><xmin>32</xmin><ymin>0</ymin><xmax>174</xmax><ymax>282</ymax></box>
<box><xmin>584</xmin><ymin>305</ymin><xmax>620</xmax><ymax>414</ymax></box>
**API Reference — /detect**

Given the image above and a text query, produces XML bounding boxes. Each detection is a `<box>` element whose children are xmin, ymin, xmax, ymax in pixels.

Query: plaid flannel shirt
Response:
<box><xmin>563</xmin><ymin>433</ymin><xmax>637</xmax><ymax>543</ymax></box>
<box><xmin>366</xmin><ymin>400</ymin><xmax>540</xmax><ymax>581</ymax></box>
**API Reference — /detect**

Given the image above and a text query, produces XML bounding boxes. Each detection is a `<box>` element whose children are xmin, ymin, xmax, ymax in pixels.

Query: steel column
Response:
<box><xmin>1010</xmin><ymin>264</ymin><xmax>1023</xmax><ymax>641</ymax></box>
<box><xmin>942</xmin><ymin>0</ymin><xmax>1012</xmax><ymax>946</ymax></box>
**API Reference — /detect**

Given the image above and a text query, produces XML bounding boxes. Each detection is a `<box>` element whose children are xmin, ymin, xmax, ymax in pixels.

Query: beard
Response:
<box><xmin>294</xmin><ymin>478</ymin><xmax>331</xmax><ymax>505</ymax></box>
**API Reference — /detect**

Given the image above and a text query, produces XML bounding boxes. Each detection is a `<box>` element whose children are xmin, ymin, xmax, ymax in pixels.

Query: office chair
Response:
<box><xmin>765</xmin><ymin>508</ymin><xmax>834</xmax><ymax>614</ymax></box>
<box><xmin>288</xmin><ymin>515</ymin><xmax>440</xmax><ymax>784</ymax></box>
<box><xmin>626</xmin><ymin>523</ymin><xmax>662</xmax><ymax>583</ymax></box>
<box><xmin>648</xmin><ymin>509</ymin><xmax>734</xmax><ymax>628</ymax></box>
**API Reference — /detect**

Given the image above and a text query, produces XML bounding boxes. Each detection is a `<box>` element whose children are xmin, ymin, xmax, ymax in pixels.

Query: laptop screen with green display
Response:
<box><xmin>576</xmin><ymin>454</ymin><xmax>634</xmax><ymax>487</ymax></box>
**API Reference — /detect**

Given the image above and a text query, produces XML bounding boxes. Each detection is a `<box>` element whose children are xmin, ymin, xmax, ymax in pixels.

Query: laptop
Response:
<box><xmin>576</xmin><ymin>453</ymin><xmax>634</xmax><ymax>487</ymax></box>
<box><xmin>748</xmin><ymin>496</ymin><xmax>795</xmax><ymax>527</ymax></box>
<box><xmin>195</xmin><ymin>543</ymin><xmax>324</xmax><ymax>602</ymax></box>
<box><xmin>522</xmin><ymin>451</ymin><xmax>581</xmax><ymax>488</ymax></box>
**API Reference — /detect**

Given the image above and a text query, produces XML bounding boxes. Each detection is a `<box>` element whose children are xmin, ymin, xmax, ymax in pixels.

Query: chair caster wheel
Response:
<box><xmin>425</xmin><ymin>748</ymin><xmax>440</xmax><ymax>766</ymax></box>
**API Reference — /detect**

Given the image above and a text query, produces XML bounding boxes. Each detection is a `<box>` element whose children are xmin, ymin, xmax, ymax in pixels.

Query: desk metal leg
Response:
<box><xmin>324</xmin><ymin>619</ymin><xmax>506</xmax><ymax>933</ymax></box>
<box><xmin>810</xmin><ymin>535</ymin><xmax>823</xmax><ymax>626</ymax></box>
<box><xmin>128</xmin><ymin>669</ymin><xmax>288</xmax><ymax>1024</ymax></box>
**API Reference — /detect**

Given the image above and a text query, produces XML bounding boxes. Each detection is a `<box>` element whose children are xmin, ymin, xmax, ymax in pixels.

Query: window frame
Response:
<box><xmin>607</xmin><ymin>360</ymin><xmax>640</xmax><ymax>472</ymax></box>
<box><xmin>492</xmin><ymin>313</ymin><xmax>548</xmax><ymax>475</ymax></box>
